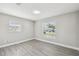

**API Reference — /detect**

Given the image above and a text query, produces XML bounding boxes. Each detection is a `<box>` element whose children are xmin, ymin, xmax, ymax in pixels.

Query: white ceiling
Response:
<box><xmin>0</xmin><ymin>3</ymin><xmax>79</xmax><ymax>21</ymax></box>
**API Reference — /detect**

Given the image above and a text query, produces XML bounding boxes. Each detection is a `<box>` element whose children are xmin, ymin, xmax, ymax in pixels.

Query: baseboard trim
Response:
<box><xmin>35</xmin><ymin>38</ymin><xmax>79</xmax><ymax>51</ymax></box>
<box><xmin>0</xmin><ymin>38</ymin><xmax>33</xmax><ymax>48</ymax></box>
<box><xmin>0</xmin><ymin>37</ymin><xmax>79</xmax><ymax>51</ymax></box>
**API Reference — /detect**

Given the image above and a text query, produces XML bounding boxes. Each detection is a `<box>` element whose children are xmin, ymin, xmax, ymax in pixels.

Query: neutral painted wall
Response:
<box><xmin>0</xmin><ymin>13</ymin><xmax>34</xmax><ymax>45</ymax></box>
<box><xmin>77</xmin><ymin>12</ymin><xmax>79</xmax><ymax>47</ymax></box>
<box><xmin>35</xmin><ymin>11</ymin><xmax>79</xmax><ymax>48</ymax></box>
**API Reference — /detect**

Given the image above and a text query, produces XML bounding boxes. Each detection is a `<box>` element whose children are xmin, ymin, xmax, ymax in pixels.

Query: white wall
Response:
<box><xmin>35</xmin><ymin>11</ymin><xmax>79</xmax><ymax>48</ymax></box>
<box><xmin>0</xmin><ymin>13</ymin><xmax>34</xmax><ymax>45</ymax></box>
<box><xmin>77</xmin><ymin>12</ymin><xmax>79</xmax><ymax>47</ymax></box>
<box><xmin>0</xmin><ymin>11</ymin><xmax>79</xmax><ymax>49</ymax></box>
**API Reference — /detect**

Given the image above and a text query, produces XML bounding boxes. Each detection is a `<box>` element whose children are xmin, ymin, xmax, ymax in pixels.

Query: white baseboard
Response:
<box><xmin>0</xmin><ymin>37</ymin><xmax>79</xmax><ymax>52</ymax></box>
<box><xmin>35</xmin><ymin>38</ymin><xmax>79</xmax><ymax>51</ymax></box>
<box><xmin>0</xmin><ymin>38</ymin><xmax>33</xmax><ymax>48</ymax></box>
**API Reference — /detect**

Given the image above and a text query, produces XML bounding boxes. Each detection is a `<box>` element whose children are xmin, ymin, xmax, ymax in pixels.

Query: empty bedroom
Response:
<box><xmin>0</xmin><ymin>3</ymin><xmax>79</xmax><ymax>56</ymax></box>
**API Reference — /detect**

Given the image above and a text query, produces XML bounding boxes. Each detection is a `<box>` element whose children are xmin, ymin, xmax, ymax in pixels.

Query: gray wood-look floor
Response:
<box><xmin>0</xmin><ymin>39</ymin><xmax>79</xmax><ymax>56</ymax></box>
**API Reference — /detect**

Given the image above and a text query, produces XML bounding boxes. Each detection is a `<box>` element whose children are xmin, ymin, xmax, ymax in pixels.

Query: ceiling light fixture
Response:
<box><xmin>33</xmin><ymin>10</ymin><xmax>40</xmax><ymax>14</ymax></box>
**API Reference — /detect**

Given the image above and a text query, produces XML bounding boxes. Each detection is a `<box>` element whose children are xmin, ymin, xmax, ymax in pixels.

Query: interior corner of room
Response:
<box><xmin>0</xmin><ymin>3</ymin><xmax>79</xmax><ymax>56</ymax></box>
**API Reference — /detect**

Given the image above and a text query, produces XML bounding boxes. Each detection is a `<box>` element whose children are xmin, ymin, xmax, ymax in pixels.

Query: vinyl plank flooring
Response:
<box><xmin>0</xmin><ymin>39</ymin><xmax>79</xmax><ymax>56</ymax></box>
